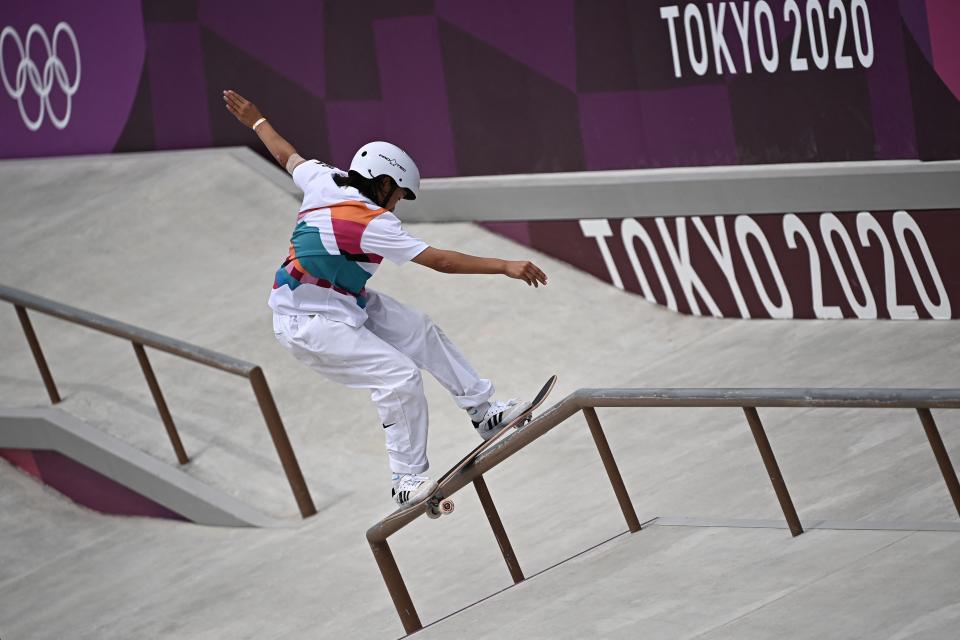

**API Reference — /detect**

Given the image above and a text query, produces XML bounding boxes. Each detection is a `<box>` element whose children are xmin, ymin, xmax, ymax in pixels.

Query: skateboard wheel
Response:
<box><xmin>439</xmin><ymin>499</ymin><xmax>455</xmax><ymax>514</ymax></box>
<box><xmin>426</xmin><ymin>506</ymin><xmax>441</xmax><ymax>519</ymax></box>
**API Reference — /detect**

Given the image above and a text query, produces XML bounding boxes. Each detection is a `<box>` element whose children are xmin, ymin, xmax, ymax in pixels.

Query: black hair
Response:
<box><xmin>333</xmin><ymin>171</ymin><xmax>396</xmax><ymax>208</ymax></box>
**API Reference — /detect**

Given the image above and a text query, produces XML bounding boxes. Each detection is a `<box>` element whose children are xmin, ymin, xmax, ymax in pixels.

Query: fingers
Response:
<box><xmin>222</xmin><ymin>91</ymin><xmax>240</xmax><ymax>116</ymax></box>
<box><xmin>223</xmin><ymin>89</ymin><xmax>247</xmax><ymax>108</ymax></box>
<box><xmin>221</xmin><ymin>89</ymin><xmax>263</xmax><ymax>129</ymax></box>
<box><xmin>505</xmin><ymin>260</ymin><xmax>549</xmax><ymax>288</ymax></box>
<box><xmin>520</xmin><ymin>262</ymin><xmax>547</xmax><ymax>287</ymax></box>
<box><xmin>223</xmin><ymin>92</ymin><xmax>244</xmax><ymax>114</ymax></box>
<box><xmin>222</xmin><ymin>90</ymin><xmax>253</xmax><ymax>119</ymax></box>
<box><xmin>527</xmin><ymin>262</ymin><xmax>547</xmax><ymax>287</ymax></box>
<box><xmin>532</xmin><ymin>264</ymin><xmax>547</xmax><ymax>285</ymax></box>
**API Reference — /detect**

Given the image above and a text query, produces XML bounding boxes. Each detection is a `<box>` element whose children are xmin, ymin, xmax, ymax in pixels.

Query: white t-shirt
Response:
<box><xmin>268</xmin><ymin>160</ymin><xmax>428</xmax><ymax>326</ymax></box>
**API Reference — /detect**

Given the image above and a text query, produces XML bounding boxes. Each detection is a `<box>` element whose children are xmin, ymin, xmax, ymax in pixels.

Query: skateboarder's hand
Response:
<box><xmin>222</xmin><ymin>89</ymin><xmax>263</xmax><ymax>129</ymax></box>
<box><xmin>505</xmin><ymin>260</ymin><xmax>548</xmax><ymax>287</ymax></box>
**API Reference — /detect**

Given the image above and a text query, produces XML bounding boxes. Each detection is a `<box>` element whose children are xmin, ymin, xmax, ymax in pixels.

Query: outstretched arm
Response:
<box><xmin>222</xmin><ymin>89</ymin><xmax>303</xmax><ymax>172</ymax></box>
<box><xmin>413</xmin><ymin>247</ymin><xmax>548</xmax><ymax>287</ymax></box>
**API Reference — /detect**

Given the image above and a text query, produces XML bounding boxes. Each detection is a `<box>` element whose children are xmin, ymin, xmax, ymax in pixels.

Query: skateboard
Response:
<box><xmin>384</xmin><ymin>374</ymin><xmax>557</xmax><ymax>524</ymax></box>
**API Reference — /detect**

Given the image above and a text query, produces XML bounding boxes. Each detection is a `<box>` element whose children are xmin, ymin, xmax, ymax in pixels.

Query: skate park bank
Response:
<box><xmin>1</xmin><ymin>148</ymin><xmax>959</xmax><ymax>638</ymax></box>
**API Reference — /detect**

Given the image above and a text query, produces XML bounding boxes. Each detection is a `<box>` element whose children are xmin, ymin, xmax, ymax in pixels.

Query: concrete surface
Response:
<box><xmin>0</xmin><ymin>149</ymin><xmax>958</xmax><ymax>639</ymax></box>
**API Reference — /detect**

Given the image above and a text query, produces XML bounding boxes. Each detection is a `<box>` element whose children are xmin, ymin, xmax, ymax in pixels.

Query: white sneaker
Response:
<box><xmin>470</xmin><ymin>399</ymin><xmax>532</xmax><ymax>441</ymax></box>
<box><xmin>391</xmin><ymin>473</ymin><xmax>438</xmax><ymax>508</ymax></box>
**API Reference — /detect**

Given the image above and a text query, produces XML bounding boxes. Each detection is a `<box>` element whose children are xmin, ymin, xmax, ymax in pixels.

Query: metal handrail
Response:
<box><xmin>367</xmin><ymin>387</ymin><xmax>960</xmax><ymax>634</ymax></box>
<box><xmin>0</xmin><ymin>284</ymin><xmax>316</xmax><ymax>518</ymax></box>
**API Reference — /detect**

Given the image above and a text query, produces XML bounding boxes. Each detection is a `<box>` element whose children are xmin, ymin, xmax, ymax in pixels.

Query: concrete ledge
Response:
<box><xmin>0</xmin><ymin>407</ymin><xmax>291</xmax><ymax>528</ymax></box>
<box><xmin>409</xmin><ymin>159</ymin><xmax>960</xmax><ymax>222</ymax></box>
<box><xmin>225</xmin><ymin>146</ymin><xmax>960</xmax><ymax>223</ymax></box>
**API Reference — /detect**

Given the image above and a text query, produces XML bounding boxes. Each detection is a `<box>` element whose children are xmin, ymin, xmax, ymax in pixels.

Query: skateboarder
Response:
<box><xmin>223</xmin><ymin>90</ymin><xmax>548</xmax><ymax>509</ymax></box>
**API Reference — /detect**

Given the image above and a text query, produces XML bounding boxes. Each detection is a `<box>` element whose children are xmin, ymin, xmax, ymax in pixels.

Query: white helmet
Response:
<box><xmin>349</xmin><ymin>141</ymin><xmax>420</xmax><ymax>200</ymax></box>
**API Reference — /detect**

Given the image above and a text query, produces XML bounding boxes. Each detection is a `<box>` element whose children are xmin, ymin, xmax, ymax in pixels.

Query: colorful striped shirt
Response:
<box><xmin>268</xmin><ymin>160</ymin><xmax>428</xmax><ymax>327</ymax></box>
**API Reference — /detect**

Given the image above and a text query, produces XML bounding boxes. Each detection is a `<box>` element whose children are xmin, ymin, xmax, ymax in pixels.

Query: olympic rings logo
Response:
<box><xmin>1</xmin><ymin>22</ymin><xmax>81</xmax><ymax>131</ymax></box>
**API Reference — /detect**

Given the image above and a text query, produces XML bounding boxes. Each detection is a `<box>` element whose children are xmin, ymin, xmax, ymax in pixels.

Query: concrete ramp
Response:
<box><xmin>1</xmin><ymin>149</ymin><xmax>958</xmax><ymax>638</ymax></box>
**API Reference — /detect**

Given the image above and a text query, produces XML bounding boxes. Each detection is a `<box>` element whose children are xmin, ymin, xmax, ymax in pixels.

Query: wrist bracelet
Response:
<box><xmin>252</xmin><ymin>117</ymin><xmax>267</xmax><ymax>131</ymax></box>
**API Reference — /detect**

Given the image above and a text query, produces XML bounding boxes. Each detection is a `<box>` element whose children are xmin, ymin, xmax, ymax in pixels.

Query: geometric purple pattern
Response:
<box><xmin>580</xmin><ymin>86</ymin><xmax>739</xmax><ymax>170</ymax></box>
<box><xmin>1</xmin><ymin>0</ymin><xmax>958</xmax><ymax>170</ymax></box>
<box><xmin>927</xmin><ymin>1</ymin><xmax>960</xmax><ymax>102</ymax></box>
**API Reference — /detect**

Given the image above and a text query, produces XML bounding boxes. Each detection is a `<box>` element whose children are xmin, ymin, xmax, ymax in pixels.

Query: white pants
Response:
<box><xmin>273</xmin><ymin>291</ymin><xmax>494</xmax><ymax>474</ymax></box>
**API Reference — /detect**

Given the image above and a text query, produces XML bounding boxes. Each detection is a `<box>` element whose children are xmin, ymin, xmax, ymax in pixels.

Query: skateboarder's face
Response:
<box><xmin>378</xmin><ymin>178</ymin><xmax>408</xmax><ymax>212</ymax></box>
<box><xmin>386</xmin><ymin>190</ymin><xmax>407</xmax><ymax>212</ymax></box>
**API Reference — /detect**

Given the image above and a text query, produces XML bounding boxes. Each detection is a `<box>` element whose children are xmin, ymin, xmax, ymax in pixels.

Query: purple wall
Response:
<box><xmin>2</xmin><ymin>0</ymin><xmax>959</xmax><ymax>172</ymax></box>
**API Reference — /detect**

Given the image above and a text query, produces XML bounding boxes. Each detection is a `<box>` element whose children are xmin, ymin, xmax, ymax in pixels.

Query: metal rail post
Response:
<box><xmin>917</xmin><ymin>408</ymin><xmax>960</xmax><ymax>518</ymax></box>
<box><xmin>743</xmin><ymin>407</ymin><xmax>803</xmax><ymax>536</ymax></box>
<box><xmin>473</xmin><ymin>475</ymin><xmax>525</xmax><ymax>584</ymax></box>
<box><xmin>583</xmin><ymin>407</ymin><xmax>642</xmax><ymax>532</ymax></box>
<box><xmin>132</xmin><ymin>342</ymin><xmax>189</xmax><ymax>465</ymax></box>
<box><xmin>248</xmin><ymin>366</ymin><xmax>317</xmax><ymax>518</ymax></box>
<box><xmin>369</xmin><ymin>539</ymin><xmax>422</xmax><ymax>635</ymax></box>
<box><xmin>14</xmin><ymin>305</ymin><xmax>61</xmax><ymax>404</ymax></box>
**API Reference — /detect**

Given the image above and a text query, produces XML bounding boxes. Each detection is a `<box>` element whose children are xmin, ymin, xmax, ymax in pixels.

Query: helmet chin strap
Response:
<box><xmin>379</xmin><ymin>179</ymin><xmax>398</xmax><ymax>208</ymax></box>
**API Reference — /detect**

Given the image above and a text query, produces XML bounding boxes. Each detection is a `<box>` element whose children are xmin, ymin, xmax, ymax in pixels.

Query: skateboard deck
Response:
<box><xmin>384</xmin><ymin>374</ymin><xmax>557</xmax><ymax>523</ymax></box>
